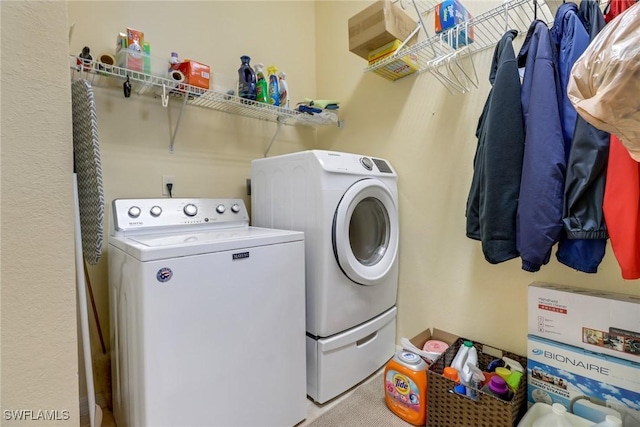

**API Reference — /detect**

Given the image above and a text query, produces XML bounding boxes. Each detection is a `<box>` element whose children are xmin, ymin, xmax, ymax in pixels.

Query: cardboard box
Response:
<box><xmin>435</xmin><ymin>0</ymin><xmax>471</xmax><ymax>33</ymax></box>
<box><xmin>348</xmin><ymin>0</ymin><xmax>418</xmax><ymax>60</ymax></box>
<box><xmin>528</xmin><ymin>282</ymin><xmax>640</xmax><ymax>364</ymax></box>
<box><xmin>435</xmin><ymin>0</ymin><xmax>474</xmax><ymax>48</ymax></box>
<box><xmin>408</xmin><ymin>328</ymin><xmax>458</xmax><ymax>357</ymax></box>
<box><xmin>368</xmin><ymin>39</ymin><xmax>418</xmax><ymax>81</ymax></box>
<box><xmin>527</xmin><ymin>335</ymin><xmax>640</xmax><ymax>426</ymax></box>
<box><xmin>177</xmin><ymin>60</ymin><xmax>210</xmax><ymax>90</ymax></box>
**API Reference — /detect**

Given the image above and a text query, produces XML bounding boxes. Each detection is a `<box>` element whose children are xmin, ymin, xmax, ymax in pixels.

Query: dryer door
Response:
<box><xmin>332</xmin><ymin>178</ymin><xmax>399</xmax><ymax>286</ymax></box>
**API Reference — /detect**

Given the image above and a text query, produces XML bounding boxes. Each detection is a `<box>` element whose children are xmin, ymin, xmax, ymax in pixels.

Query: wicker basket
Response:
<box><xmin>426</xmin><ymin>338</ymin><xmax>528</xmax><ymax>427</ymax></box>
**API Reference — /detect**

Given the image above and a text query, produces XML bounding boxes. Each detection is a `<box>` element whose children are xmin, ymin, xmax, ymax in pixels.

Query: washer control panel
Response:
<box><xmin>112</xmin><ymin>198</ymin><xmax>249</xmax><ymax>234</ymax></box>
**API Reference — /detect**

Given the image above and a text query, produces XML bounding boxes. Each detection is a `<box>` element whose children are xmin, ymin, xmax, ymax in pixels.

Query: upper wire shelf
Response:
<box><xmin>367</xmin><ymin>0</ymin><xmax>555</xmax><ymax>81</ymax></box>
<box><xmin>68</xmin><ymin>55</ymin><xmax>339</xmax><ymax>128</ymax></box>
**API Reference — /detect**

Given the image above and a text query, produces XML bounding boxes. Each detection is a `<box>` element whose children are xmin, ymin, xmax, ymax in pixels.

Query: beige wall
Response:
<box><xmin>1</xmin><ymin>1</ymin><xmax>79</xmax><ymax>426</ymax></box>
<box><xmin>4</xmin><ymin>0</ymin><xmax>637</xmax><ymax>419</ymax></box>
<box><xmin>66</xmin><ymin>0</ymin><xmax>320</xmax><ymax>403</ymax></box>
<box><xmin>314</xmin><ymin>1</ymin><xmax>640</xmax><ymax>356</ymax></box>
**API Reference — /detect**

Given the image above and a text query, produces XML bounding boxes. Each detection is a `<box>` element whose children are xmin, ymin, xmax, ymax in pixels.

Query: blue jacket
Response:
<box><xmin>550</xmin><ymin>2</ymin><xmax>590</xmax><ymax>155</ymax></box>
<box><xmin>551</xmin><ymin>2</ymin><xmax>608</xmax><ymax>273</ymax></box>
<box><xmin>516</xmin><ymin>21</ymin><xmax>565</xmax><ymax>272</ymax></box>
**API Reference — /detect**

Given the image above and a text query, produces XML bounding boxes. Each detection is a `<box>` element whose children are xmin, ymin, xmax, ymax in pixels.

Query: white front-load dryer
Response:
<box><xmin>251</xmin><ymin>150</ymin><xmax>399</xmax><ymax>403</ymax></box>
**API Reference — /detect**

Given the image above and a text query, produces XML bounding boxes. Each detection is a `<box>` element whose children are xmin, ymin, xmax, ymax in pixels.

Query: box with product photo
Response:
<box><xmin>348</xmin><ymin>0</ymin><xmax>418</xmax><ymax>60</ymax></box>
<box><xmin>527</xmin><ymin>334</ymin><xmax>640</xmax><ymax>427</ymax></box>
<box><xmin>435</xmin><ymin>0</ymin><xmax>474</xmax><ymax>48</ymax></box>
<box><xmin>528</xmin><ymin>282</ymin><xmax>640</xmax><ymax>364</ymax></box>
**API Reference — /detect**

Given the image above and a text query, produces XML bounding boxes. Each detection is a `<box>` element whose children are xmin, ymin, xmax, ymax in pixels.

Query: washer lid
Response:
<box><xmin>109</xmin><ymin>226</ymin><xmax>303</xmax><ymax>261</ymax></box>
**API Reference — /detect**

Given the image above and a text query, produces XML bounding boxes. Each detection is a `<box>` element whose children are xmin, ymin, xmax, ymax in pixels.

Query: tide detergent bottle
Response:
<box><xmin>384</xmin><ymin>350</ymin><xmax>427</xmax><ymax>426</ymax></box>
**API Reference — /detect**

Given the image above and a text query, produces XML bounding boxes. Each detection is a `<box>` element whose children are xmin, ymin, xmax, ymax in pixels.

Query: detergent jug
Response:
<box><xmin>384</xmin><ymin>350</ymin><xmax>427</xmax><ymax>426</ymax></box>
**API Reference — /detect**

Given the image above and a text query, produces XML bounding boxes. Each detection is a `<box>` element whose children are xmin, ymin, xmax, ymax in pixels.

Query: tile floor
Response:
<box><xmin>97</xmin><ymin>367</ymin><xmax>383</xmax><ymax>427</ymax></box>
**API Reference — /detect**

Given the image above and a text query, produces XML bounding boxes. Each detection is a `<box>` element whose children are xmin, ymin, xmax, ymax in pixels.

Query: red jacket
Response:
<box><xmin>603</xmin><ymin>135</ymin><xmax>640</xmax><ymax>279</ymax></box>
<box><xmin>601</xmin><ymin>0</ymin><xmax>639</xmax><ymax>280</ymax></box>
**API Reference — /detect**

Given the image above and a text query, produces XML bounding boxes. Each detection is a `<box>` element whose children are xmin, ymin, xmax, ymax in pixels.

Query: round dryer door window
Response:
<box><xmin>332</xmin><ymin>178</ymin><xmax>399</xmax><ymax>286</ymax></box>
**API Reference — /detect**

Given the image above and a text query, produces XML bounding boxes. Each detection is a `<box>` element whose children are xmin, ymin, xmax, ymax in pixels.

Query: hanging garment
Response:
<box><xmin>578</xmin><ymin>0</ymin><xmax>606</xmax><ymax>40</ymax></box>
<box><xmin>550</xmin><ymin>2</ymin><xmax>590</xmax><ymax>154</ymax></box>
<box><xmin>600</xmin><ymin>1</ymin><xmax>640</xmax><ymax>280</ymax></box>
<box><xmin>516</xmin><ymin>20</ymin><xmax>565</xmax><ymax>272</ymax></box>
<box><xmin>603</xmin><ymin>136</ymin><xmax>640</xmax><ymax>280</ymax></box>
<box><xmin>567</xmin><ymin>2</ymin><xmax>640</xmax><ymax>161</ymax></box>
<box><xmin>604</xmin><ymin>0</ymin><xmax>636</xmax><ymax>22</ymax></box>
<box><xmin>465</xmin><ymin>30</ymin><xmax>524</xmax><ymax>264</ymax></box>
<box><xmin>552</xmin><ymin>0</ymin><xmax>608</xmax><ymax>273</ymax></box>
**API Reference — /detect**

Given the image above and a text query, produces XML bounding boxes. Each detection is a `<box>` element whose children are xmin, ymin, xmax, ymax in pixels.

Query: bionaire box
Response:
<box><xmin>527</xmin><ymin>334</ymin><xmax>640</xmax><ymax>427</ymax></box>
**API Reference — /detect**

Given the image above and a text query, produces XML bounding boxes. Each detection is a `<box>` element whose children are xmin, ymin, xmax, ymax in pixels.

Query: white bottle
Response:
<box><xmin>460</xmin><ymin>345</ymin><xmax>478</xmax><ymax>387</ymax></box>
<box><xmin>532</xmin><ymin>403</ymin><xmax>574</xmax><ymax>427</ymax></box>
<box><xmin>451</xmin><ymin>341</ymin><xmax>475</xmax><ymax>386</ymax></box>
<box><xmin>593</xmin><ymin>415</ymin><xmax>623</xmax><ymax>427</ymax></box>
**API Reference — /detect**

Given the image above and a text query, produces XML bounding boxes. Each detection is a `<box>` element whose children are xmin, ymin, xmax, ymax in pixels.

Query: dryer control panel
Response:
<box><xmin>111</xmin><ymin>198</ymin><xmax>249</xmax><ymax>235</ymax></box>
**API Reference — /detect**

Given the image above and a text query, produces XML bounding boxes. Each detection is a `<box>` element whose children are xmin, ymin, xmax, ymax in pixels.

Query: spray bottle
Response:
<box><xmin>278</xmin><ymin>71</ymin><xmax>289</xmax><ymax>109</ymax></box>
<box><xmin>254</xmin><ymin>63</ymin><xmax>268</xmax><ymax>103</ymax></box>
<box><xmin>267</xmin><ymin>65</ymin><xmax>280</xmax><ymax>106</ymax></box>
<box><xmin>502</xmin><ymin>356</ymin><xmax>524</xmax><ymax>391</ymax></box>
<box><xmin>464</xmin><ymin>362</ymin><xmax>485</xmax><ymax>400</ymax></box>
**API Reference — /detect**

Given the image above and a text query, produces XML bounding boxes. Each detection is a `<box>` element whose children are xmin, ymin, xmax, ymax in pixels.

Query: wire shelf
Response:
<box><xmin>68</xmin><ymin>55</ymin><xmax>338</xmax><ymax>128</ymax></box>
<box><xmin>366</xmin><ymin>0</ymin><xmax>555</xmax><ymax>79</ymax></box>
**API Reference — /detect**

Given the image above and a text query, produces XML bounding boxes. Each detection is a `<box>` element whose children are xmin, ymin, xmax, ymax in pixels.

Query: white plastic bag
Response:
<box><xmin>567</xmin><ymin>2</ymin><xmax>640</xmax><ymax>160</ymax></box>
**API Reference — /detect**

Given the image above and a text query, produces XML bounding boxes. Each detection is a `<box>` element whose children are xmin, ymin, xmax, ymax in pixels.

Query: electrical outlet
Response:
<box><xmin>162</xmin><ymin>175</ymin><xmax>175</xmax><ymax>196</ymax></box>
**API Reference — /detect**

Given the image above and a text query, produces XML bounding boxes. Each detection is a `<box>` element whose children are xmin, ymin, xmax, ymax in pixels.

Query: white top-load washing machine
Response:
<box><xmin>108</xmin><ymin>198</ymin><xmax>306</xmax><ymax>427</ymax></box>
<box><xmin>251</xmin><ymin>150</ymin><xmax>399</xmax><ymax>403</ymax></box>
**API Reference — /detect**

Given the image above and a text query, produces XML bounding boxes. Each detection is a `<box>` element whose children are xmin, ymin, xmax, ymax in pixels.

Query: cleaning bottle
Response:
<box><xmin>532</xmin><ymin>403</ymin><xmax>574</xmax><ymax>427</ymax></box>
<box><xmin>238</xmin><ymin>55</ymin><xmax>256</xmax><ymax>101</ymax></box>
<box><xmin>451</xmin><ymin>341</ymin><xmax>476</xmax><ymax>386</ymax></box>
<box><xmin>384</xmin><ymin>350</ymin><xmax>428</xmax><ymax>426</ymax></box>
<box><xmin>593</xmin><ymin>415</ymin><xmax>623</xmax><ymax>426</ymax></box>
<box><xmin>278</xmin><ymin>71</ymin><xmax>289</xmax><ymax>108</ymax></box>
<box><xmin>267</xmin><ymin>65</ymin><xmax>280</xmax><ymax>106</ymax></box>
<box><xmin>481</xmin><ymin>375</ymin><xmax>513</xmax><ymax>401</ymax></box>
<box><xmin>168</xmin><ymin>52</ymin><xmax>180</xmax><ymax>73</ymax></box>
<box><xmin>254</xmin><ymin>63</ymin><xmax>268</xmax><ymax>103</ymax></box>
<box><xmin>464</xmin><ymin>362</ymin><xmax>485</xmax><ymax>400</ymax></box>
<box><xmin>502</xmin><ymin>356</ymin><xmax>524</xmax><ymax>391</ymax></box>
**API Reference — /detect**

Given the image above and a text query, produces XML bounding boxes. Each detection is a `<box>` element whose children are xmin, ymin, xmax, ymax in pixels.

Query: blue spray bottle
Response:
<box><xmin>267</xmin><ymin>65</ymin><xmax>280</xmax><ymax>106</ymax></box>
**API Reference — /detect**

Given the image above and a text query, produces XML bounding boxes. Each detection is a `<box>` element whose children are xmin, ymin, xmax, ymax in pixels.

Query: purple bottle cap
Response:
<box><xmin>489</xmin><ymin>375</ymin><xmax>509</xmax><ymax>395</ymax></box>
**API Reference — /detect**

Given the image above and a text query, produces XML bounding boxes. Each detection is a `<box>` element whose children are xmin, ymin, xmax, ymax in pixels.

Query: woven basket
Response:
<box><xmin>427</xmin><ymin>338</ymin><xmax>528</xmax><ymax>427</ymax></box>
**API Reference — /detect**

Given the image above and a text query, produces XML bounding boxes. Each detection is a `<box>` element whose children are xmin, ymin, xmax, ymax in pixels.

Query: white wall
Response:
<box><xmin>1</xmin><ymin>1</ymin><xmax>79</xmax><ymax>425</ymax></box>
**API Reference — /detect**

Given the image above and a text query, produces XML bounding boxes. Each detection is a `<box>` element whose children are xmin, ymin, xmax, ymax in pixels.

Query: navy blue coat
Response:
<box><xmin>553</xmin><ymin>1</ymin><xmax>609</xmax><ymax>273</ymax></box>
<box><xmin>516</xmin><ymin>21</ymin><xmax>565</xmax><ymax>272</ymax></box>
<box><xmin>466</xmin><ymin>30</ymin><xmax>524</xmax><ymax>264</ymax></box>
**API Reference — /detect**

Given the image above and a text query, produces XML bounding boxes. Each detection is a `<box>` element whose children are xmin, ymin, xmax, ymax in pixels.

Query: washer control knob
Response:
<box><xmin>128</xmin><ymin>206</ymin><xmax>141</xmax><ymax>218</ymax></box>
<box><xmin>216</xmin><ymin>204</ymin><xmax>226</xmax><ymax>214</ymax></box>
<box><xmin>231</xmin><ymin>203</ymin><xmax>241</xmax><ymax>213</ymax></box>
<box><xmin>183</xmin><ymin>204</ymin><xmax>198</xmax><ymax>217</ymax></box>
<box><xmin>150</xmin><ymin>206</ymin><xmax>162</xmax><ymax>217</ymax></box>
<box><xmin>360</xmin><ymin>157</ymin><xmax>373</xmax><ymax>171</ymax></box>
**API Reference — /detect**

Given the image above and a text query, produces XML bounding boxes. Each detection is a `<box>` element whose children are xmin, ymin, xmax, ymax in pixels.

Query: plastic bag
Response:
<box><xmin>567</xmin><ymin>2</ymin><xmax>640</xmax><ymax>160</ymax></box>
